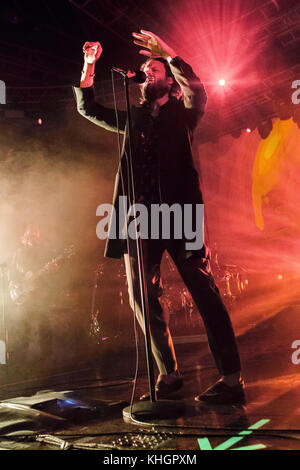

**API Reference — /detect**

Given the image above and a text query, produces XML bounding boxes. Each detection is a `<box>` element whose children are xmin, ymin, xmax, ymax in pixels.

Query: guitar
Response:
<box><xmin>9</xmin><ymin>245</ymin><xmax>75</xmax><ymax>305</ymax></box>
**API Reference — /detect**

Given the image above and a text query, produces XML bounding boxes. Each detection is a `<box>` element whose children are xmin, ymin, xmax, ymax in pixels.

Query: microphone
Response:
<box><xmin>111</xmin><ymin>67</ymin><xmax>147</xmax><ymax>84</ymax></box>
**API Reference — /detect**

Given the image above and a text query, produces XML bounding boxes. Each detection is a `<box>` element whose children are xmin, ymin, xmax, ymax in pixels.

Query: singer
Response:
<box><xmin>73</xmin><ymin>30</ymin><xmax>244</xmax><ymax>403</ymax></box>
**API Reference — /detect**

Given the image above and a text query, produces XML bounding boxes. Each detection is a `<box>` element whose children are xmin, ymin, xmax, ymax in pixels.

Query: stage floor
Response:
<box><xmin>0</xmin><ymin>314</ymin><xmax>300</xmax><ymax>452</ymax></box>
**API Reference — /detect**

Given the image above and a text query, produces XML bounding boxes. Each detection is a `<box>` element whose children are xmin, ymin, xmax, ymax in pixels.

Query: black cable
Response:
<box><xmin>54</xmin><ymin>429</ymin><xmax>300</xmax><ymax>439</ymax></box>
<box><xmin>1</xmin><ymin>424</ymin><xmax>300</xmax><ymax>454</ymax></box>
<box><xmin>0</xmin><ymin>375</ymin><xmax>134</xmax><ymax>398</ymax></box>
<box><xmin>111</xmin><ymin>70</ymin><xmax>159</xmax><ymax>415</ymax></box>
<box><xmin>1</xmin><ymin>428</ymin><xmax>300</xmax><ymax>453</ymax></box>
<box><xmin>1</xmin><ymin>426</ymin><xmax>300</xmax><ymax>439</ymax></box>
<box><xmin>110</xmin><ymin>70</ymin><xmax>142</xmax><ymax>417</ymax></box>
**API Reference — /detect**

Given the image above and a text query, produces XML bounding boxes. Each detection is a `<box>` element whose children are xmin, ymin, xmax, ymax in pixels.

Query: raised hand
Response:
<box><xmin>132</xmin><ymin>30</ymin><xmax>176</xmax><ymax>60</ymax></box>
<box><xmin>80</xmin><ymin>41</ymin><xmax>102</xmax><ymax>87</ymax></box>
<box><xmin>83</xmin><ymin>41</ymin><xmax>103</xmax><ymax>64</ymax></box>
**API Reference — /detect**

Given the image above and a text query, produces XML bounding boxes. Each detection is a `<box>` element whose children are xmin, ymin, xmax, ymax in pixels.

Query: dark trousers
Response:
<box><xmin>124</xmin><ymin>238</ymin><xmax>241</xmax><ymax>376</ymax></box>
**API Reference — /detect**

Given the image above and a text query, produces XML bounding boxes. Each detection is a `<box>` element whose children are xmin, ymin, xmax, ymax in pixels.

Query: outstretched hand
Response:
<box><xmin>132</xmin><ymin>30</ymin><xmax>176</xmax><ymax>60</ymax></box>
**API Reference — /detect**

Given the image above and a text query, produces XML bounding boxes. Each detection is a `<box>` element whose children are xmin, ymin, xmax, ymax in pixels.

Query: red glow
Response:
<box><xmin>159</xmin><ymin>0</ymin><xmax>266</xmax><ymax>102</ymax></box>
<box><xmin>246</xmin><ymin>128</ymin><xmax>251</xmax><ymax>133</ymax></box>
<box><xmin>218</xmin><ymin>78</ymin><xmax>226</xmax><ymax>87</ymax></box>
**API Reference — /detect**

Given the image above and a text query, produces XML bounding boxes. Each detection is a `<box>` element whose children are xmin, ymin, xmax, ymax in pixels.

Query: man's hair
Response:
<box><xmin>140</xmin><ymin>57</ymin><xmax>181</xmax><ymax>104</ymax></box>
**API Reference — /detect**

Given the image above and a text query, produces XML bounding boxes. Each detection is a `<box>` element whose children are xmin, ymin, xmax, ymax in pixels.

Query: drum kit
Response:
<box><xmin>210</xmin><ymin>245</ymin><xmax>249</xmax><ymax>306</ymax></box>
<box><xmin>88</xmin><ymin>247</ymin><xmax>249</xmax><ymax>341</ymax></box>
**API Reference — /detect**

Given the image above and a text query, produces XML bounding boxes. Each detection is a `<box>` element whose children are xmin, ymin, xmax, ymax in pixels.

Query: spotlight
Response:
<box><xmin>246</xmin><ymin>128</ymin><xmax>251</xmax><ymax>133</ymax></box>
<box><xmin>37</xmin><ymin>117</ymin><xmax>43</xmax><ymax>125</ymax></box>
<box><xmin>218</xmin><ymin>78</ymin><xmax>226</xmax><ymax>87</ymax></box>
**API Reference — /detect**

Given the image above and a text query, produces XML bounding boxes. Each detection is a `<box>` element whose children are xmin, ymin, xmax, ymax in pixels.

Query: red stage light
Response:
<box><xmin>218</xmin><ymin>78</ymin><xmax>226</xmax><ymax>87</ymax></box>
<box><xmin>37</xmin><ymin>118</ymin><xmax>42</xmax><ymax>125</ymax></box>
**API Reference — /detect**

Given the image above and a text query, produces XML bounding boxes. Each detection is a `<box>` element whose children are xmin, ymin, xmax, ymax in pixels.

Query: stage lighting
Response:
<box><xmin>246</xmin><ymin>128</ymin><xmax>251</xmax><ymax>133</ymax></box>
<box><xmin>37</xmin><ymin>117</ymin><xmax>42</xmax><ymax>125</ymax></box>
<box><xmin>218</xmin><ymin>78</ymin><xmax>226</xmax><ymax>87</ymax></box>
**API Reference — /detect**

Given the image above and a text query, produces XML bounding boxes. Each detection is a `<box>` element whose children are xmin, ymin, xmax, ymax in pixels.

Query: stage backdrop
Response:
<box><xmin>1</xmin><ymin>113</ymin><xmax>300</xmax><ymax>382</ymax></box>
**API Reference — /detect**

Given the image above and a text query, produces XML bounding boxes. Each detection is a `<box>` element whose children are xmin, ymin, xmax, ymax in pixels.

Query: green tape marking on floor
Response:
<box><xmin>197</xmin><ymin>419</ymin><xmax>270</xmax><ymax>451</ymax></box>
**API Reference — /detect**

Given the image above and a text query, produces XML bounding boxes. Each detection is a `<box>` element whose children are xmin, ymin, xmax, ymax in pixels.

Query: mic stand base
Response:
<box><xmin>122</xmin><ymin>399</ymin><xmax>185</xmax><ymax>423</ymax></box>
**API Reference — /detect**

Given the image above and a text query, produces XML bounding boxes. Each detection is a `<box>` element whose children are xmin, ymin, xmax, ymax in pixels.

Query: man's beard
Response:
<box><xmin>143</xmin><ymin>80</ymin><xmax>170</xmax><ymax>102</ymax></box>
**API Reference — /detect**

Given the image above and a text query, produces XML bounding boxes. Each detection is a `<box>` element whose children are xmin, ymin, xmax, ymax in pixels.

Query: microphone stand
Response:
<box><xmin>117</xmin><ymin>73</ymin><xmax>185</xmax><ymax>422</ymax></box>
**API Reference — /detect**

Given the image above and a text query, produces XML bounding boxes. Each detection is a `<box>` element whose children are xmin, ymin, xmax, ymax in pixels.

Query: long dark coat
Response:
<box><xmin>73</xmin><ymin>57</ymin><xmax>207</xmax><ymax>259</ymax></box>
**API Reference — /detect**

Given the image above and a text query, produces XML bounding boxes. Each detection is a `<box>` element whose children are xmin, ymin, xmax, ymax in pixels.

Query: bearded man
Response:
<box><xmin>73</xmin><ymin>30</ymin><xmax>244</xmax><ymax>404</ymax></box>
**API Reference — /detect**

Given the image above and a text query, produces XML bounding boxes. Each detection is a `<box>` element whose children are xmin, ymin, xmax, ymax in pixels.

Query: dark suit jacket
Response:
<box><xmin>73</xmin><ymin>57</ymin><xmax>207</xmax><ymax>259</ymax></box>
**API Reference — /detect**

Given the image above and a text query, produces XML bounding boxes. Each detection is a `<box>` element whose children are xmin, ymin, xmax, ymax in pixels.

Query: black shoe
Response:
<box><xmin>195</xmin><ymin>379</ymin><xmax>245</xmax><ymax>404</ymax></box>
<box><xmin>140</xmin><ymin>373</ymin><xmax>183</xmax><ymax>401</ymax></box>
